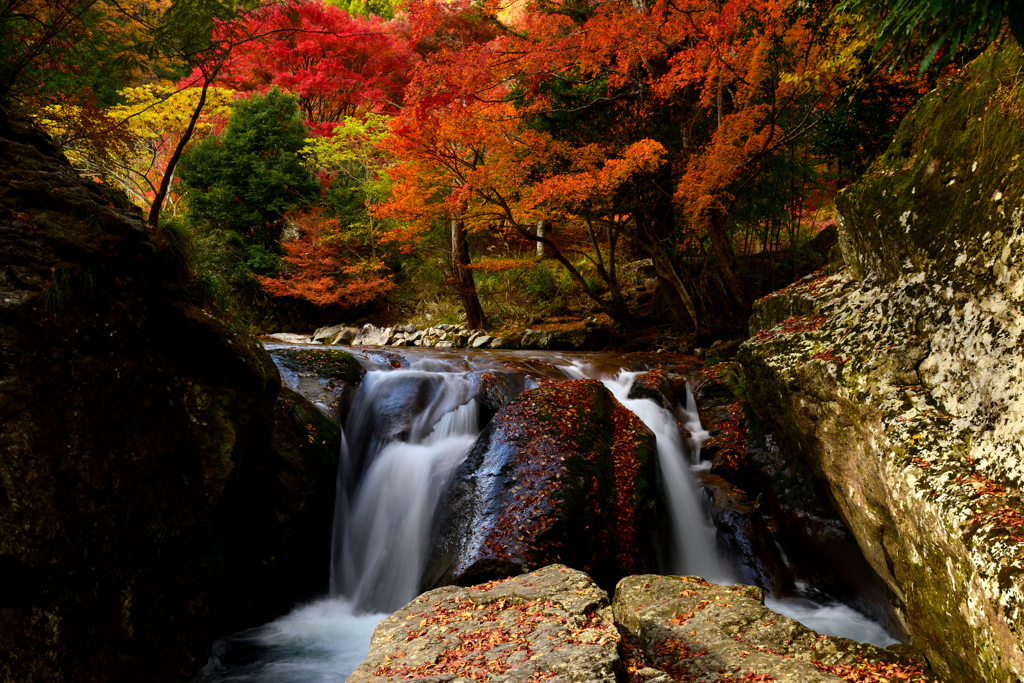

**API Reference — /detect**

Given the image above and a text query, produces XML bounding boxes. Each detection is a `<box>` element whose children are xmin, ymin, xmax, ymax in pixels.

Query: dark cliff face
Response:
<box><xmin>0</xmin><ymin>112</ymin><xmax>337</xmax><ymax>682</ymax></box>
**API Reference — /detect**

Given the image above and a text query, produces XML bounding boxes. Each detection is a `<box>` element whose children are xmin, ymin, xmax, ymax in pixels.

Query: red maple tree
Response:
<box><xmin>216</xmin><ymin>0</ymin><xmax>415</xmax><ymax>135</ymax></box>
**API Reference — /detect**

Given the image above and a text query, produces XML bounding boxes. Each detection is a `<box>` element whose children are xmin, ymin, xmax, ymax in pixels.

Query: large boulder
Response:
<box><xmin>348</xmin><ymin>565</ymin><xmax>620</xmax><ymax>683</ymax></box>
<box><xmin>740</xmin><ymin>44</ymin><xmax>1024</xmax><ymax>681</ymax></box>
<box><xmin>614</xmin><ymin>575</ymin><xmax>934</xmax><ymax>682</ymax></box>
<box><xmin>0</xmin><ymin>113</ymin><xmax>338</xmax><ymax>681</ymax></box>
<box><xmin>423</xmin><ymin>379</ymin><xmax>665</xmax><ymax>591</ymax></box>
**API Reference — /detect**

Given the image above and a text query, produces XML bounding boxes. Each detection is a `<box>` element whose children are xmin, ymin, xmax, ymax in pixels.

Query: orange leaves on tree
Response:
<box><xmin>256</xmin><ymin>208</ymin><xmax>394</xmax><ymax>307</ymax></box>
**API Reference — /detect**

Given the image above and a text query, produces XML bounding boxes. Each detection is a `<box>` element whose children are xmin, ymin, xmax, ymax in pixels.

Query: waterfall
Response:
<box><xmin>201</xmin><ymin>347</ymin><xmax>896</xmax><ymax>683</ymax></box>
<box><xmin>331</xmin><ymin>368</ymin><xmax>483</xmax><ymax>612</ymax></box>
<box><xmin>680</xmin><ymin>382</ymin><xmax>711</xmax><ymax>467</ymax></box>
<box><xmin>591</xmin><ymin>369</ymin><xmax>730</xmax><ymax>583</ymax></box>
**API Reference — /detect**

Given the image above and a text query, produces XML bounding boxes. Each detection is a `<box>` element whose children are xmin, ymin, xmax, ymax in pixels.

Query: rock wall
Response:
<box><xmin>0</xmin><ymin>113</ymin><xmax>341</xmax><ymax>681</ymax></box>
<box><xmin>740</xmin><ymin>44</ymin><xmax>1024</xmax><ymax>682</ymax></box>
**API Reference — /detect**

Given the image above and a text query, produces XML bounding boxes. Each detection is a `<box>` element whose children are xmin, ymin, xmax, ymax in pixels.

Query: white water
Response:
<box><xmin>330</xmin><ymin>368</ymin><xmax>484</xmax><ymax>610</ymax></box>
<box><xmin>206</xmin><ymin>347</ymin><xmax>899</xmax><ymax>681</ymax></box>
<box><xmin>592</xmin><ymin>368</ymin><xmax>732</xmax><ymax>583</ymax></box>
<box><xmin>337</xmin><ymin>399</ymin><xmax>478</xmax><ymax>611</ymax></box>
<box><xmin>766</xmin><ymin>594</ymin><xmax>899</xmax><ymax>647</ymax></box>
<box><xmin>680</xmin><ymin>382</ymin><xmax>711</xmax><ymax>468</ymax></box>
<box><xmin>198</xmin><ymin>598</ymin><xmax>384</xmax><ymax>683</ymax></box>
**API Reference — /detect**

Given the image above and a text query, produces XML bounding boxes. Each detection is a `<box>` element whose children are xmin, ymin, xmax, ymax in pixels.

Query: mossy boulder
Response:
<box><xmin>614</xmin><ymin>574</ymin><xmax>934</xmax><ymax>682</ymax></box>
<box><xmin>422</xmin><ymin>379</ymin><xmax>665</xmax><ymax>592</ymax></box>
<box><xmin>739</xmin><ymin>43</ymin><xmax>1024</xmax><ymax>682</ymax></box>
<box><xmin>269</xmin><ymin>347</ymin><xmax>365</xmax><ymax>422</ymax></box>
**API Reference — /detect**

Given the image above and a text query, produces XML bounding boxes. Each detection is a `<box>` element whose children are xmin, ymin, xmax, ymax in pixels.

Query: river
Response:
<box><xmin>197</xmin><ymin>346</ymin><xmax>897</xmax><ymax>682</ymax></box>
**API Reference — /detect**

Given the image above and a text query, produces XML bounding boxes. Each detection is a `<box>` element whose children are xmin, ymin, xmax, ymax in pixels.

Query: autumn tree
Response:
<box><xmin>255</xmin><ymin>208</ymin><xmax>395</xmax><ymax>305</ymax></box>
<box><xmin>380</xmin><ymin>0</ymin><xmax>855</xmax><ymax>329</ymax></box>
<box><xmin>214</xmin><ymin>0</ymin><xmax>415</xmax><ymax>135</ymax></box>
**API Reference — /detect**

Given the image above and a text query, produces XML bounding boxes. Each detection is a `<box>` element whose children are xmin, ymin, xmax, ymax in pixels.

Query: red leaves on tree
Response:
<box><xmin>216</xmin><ymin>0</ymin><xmax>415</xmax><ymax>134</ymax></box>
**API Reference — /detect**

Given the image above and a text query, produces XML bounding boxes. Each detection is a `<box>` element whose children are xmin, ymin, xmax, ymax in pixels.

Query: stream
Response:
<box><xmin>198</xmin><ymin>346</ymin><xmax>897</xmax><ymax>683</ymax></box>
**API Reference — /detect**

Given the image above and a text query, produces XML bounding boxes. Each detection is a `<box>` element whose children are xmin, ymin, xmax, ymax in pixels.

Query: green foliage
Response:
<box><xmin>838</xmin><ymin>0</ymin><xmax>1023</xmax><ymax>73</ymax></box>
<box><xmin>327</xmin><ymin>0</ymin><xmax>397</xmax><ymax>20</ymax></box>
<box><xmin>42</xmin><ymin>264</ymin><xmax>93</xmax><ymax>314</ymax></box>
<box><xmin>178</xmin><ymin>88</ymin><xmax>320</xmax><ymax>248</ymax></box>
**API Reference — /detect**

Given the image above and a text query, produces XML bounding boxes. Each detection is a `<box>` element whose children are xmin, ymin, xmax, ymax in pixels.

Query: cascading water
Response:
<box><xmin>563</xmin><ymin>364</ymin><xmax>730</xmax><ymax>583</ymax></box>
<box><xmin>680</xmin><ymin>382</ymin><xmax>711</xmax><ymax>468</ymax></box>
<box><xmin>201</xmin><ymin>346</ymin><xmax>898</xmax><ymax>683</ymax></box>
<box><xmin>335</xmin><ymin>393</ymin><xmax>479</xmax><ymax>610</ymax></box>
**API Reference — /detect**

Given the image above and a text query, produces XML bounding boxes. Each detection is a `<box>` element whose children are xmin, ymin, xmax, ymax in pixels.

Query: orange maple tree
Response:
<box><xmin>378</xmin><ymin>0</ymin><xmax>858</xmax><ymax>328</ymax></box>
<box><xmin>257</xmin><ymin>208</ymin><xmax>394</xmax><ymax>306</ymax></box>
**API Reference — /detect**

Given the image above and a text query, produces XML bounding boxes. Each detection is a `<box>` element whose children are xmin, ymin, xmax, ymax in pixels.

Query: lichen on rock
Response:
<box><xmin>348</xmin><ymin>565</ymin><xmax>620</xmax><ymax>683</ymax></box>
<box><xmin>738</xmin><ymin>41</ymin><xmax>1024</xmax><ymax>683</ymax></box>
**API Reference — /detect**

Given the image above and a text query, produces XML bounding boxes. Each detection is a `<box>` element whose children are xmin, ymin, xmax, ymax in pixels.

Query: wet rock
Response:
<box><xmin>423</xmin><ymin>380</ymin><xmax>665</xmax><ymax>592</ymax></box>
<box><xmin>348</xmin><ymin>565</ymin><xmax>620</xmax><ymax>683</ymax></box>
<box><xmin>614</xmin><ymin>575</ymin><xmax>933</xmax><ymax>683</ymax></box>
<box><xmin>626</xmin><ymin>369</ymin><xmax>674</xmax><ymax>410</ymax></box>
<box><xmin>693</xmin><ymin>474</ymin><xmax>793</xmax><ymax>595</ymax></box>
<box><xmin>268</xmin><ymin>348</ymin><xmax>365</xmax><ymax>423</ymax></box>
<box><xmin>472</xmin><ymin>334</ymin><xmax>494</xmax><ymax>348</ymax></box>
<box><xmin>474</xmin><ymin>371</ymin><xmax>527</xmax><ymax>426</ymax></box>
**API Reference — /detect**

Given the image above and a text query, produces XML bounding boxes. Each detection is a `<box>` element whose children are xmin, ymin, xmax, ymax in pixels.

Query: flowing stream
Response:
<box><xmin>200</xmin><ymin>346</ymin><xmax>896</xmax><ymax>682</ymax></box>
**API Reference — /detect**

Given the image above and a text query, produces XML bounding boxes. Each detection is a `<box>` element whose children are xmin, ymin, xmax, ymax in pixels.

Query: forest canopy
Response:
<box><xmin>2</xmin><ymin>0</ymin><xmax>1015</xmax><ymax>335</ymax></box>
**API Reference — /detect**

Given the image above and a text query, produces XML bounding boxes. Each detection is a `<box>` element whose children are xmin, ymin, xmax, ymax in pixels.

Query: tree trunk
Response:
<box><xmin>148</xmin><ymin>78</ymin><xmax>210</xmax><ymax>230</ymax></box>
<box><xmin>451</xmin><ymin>219</ymin><xmax>486</xmax><ymax>329</ymax></box>
<box><xmin>707</xmin><ymin>210</ymin><xmax>751</xmax><ymax>314</ymax></box>
<box><xmin>652</xmin><ymin>250</ymin><xmax>701</xmax><ymax>331</ymax></box>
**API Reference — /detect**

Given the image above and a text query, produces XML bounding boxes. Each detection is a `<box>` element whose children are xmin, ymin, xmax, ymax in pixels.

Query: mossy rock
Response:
<box><xmin>422</xmin><ymin>379</ymin><xmax>666</xmax><ymax>592</ymax></box>
<box><xmin>836</xmin><ymin>43</ymin><xmax>1024</xmax><ymax>288</ymax></box>
<box><xmin>270</xmin><ymin>347</ymin><xmax>365</xmax><ymax>384</ymax></box>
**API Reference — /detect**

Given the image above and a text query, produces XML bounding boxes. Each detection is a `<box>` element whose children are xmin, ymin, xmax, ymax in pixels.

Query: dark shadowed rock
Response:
<box><xmin>520</xmin><ymin>327</ymin><xmax>609</xmax><ymax>351</ymax></box>
<box><xmin>614</xmin><ymin>575</ymin><xmax>934</xmax><ymax>683</ymax></box>
<box><xmin>222</xmin><ymin>387</ymin><xmax>342</xmax><ymax>622</ymax></box>
<box><xmin>694</xmin><ymin>473</ymin><xmax>793</xmax><ymax>595</ymax></box>
<box><xmin>474</xmin><ymin>370</ymin><xmax>528</xmax><ymax>426</ymax></box>
<box><xmin>348</xmin><ymin>565</ymin><xmax>620</xmax><ymax>683</ymax></box>
<box><xmin>423</xmin><ymin>379</ymin><xmax>665</xmax><ymax>592</ymax></box>
<box><xmin>0</xmin><ymin>112</ymin><xmax>339</xmax><ymax>682</ymax></box>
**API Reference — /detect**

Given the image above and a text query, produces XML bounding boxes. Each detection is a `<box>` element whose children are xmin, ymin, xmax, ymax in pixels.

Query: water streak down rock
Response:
<box><xmin>422</xmin><ymin>379</ymin><xmax>666</xmax><ymax>592</ymax></box>
<box><xmin>740</xmin><ymin>44</ymin><xmax>1024</xmax><ymax>681</ymax></box>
